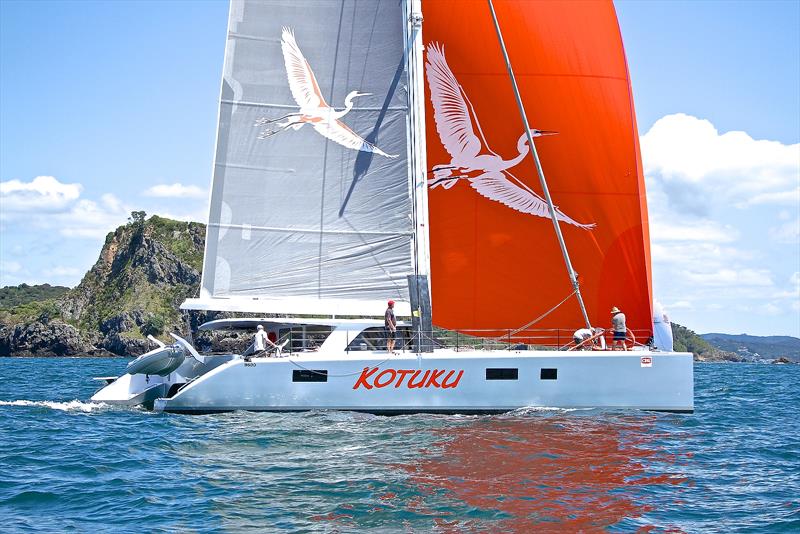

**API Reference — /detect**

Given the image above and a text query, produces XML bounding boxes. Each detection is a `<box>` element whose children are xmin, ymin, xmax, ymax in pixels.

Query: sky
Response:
<box><xmin>1</xmin><ymin>0</ymin><xmax>798</xmax><ymax>337</ymax></box>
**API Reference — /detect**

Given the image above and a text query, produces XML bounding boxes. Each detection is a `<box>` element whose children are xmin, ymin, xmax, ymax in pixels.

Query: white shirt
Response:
<box><xmin>573</xmin><ymin>328</ymin><xmax>592</xmax><ymax>340</ymax></box>
<box><xmin>255</xmin><ymin>330</ymin><xmax>269</xmax><ymax>351</ymax></box>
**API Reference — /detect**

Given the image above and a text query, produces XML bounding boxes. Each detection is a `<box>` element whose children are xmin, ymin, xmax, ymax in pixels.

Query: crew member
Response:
<box><xmin>385</xmin><ymin>300</ymin><xmax>397</xmax><ymax>354</ymax></box>
<box><xmin>610</xmin><ymin>307</ymin><xmax>628</xmax><ymax>350</ymax></box>
<box><xmin>254</xmin><ymin>324</ymin><xmax>271</xmax><ymax>354</ymax></box>
<box><xmin>572</xmin><ymin>327</ymin><xmax>593</xmax><ymax>350</ymax></box>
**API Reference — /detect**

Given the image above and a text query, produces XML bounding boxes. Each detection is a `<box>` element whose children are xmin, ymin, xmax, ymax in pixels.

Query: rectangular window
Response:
<box><xmin>486</xmin><ymin>368</ymin><xmax>518</xmax><ymax>380</ymax></box>
<box><xmin>540</xmin><ymin>368</ymin><xmax>557</xmax><ymax>380</ymax></box>
<box><xmin>292</xmin><ymin>369</ymin><xmax>328</xmax><ymax>382</ymax></box>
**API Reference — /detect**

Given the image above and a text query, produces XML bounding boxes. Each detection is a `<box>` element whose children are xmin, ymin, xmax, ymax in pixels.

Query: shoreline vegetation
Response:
<box><xmin>1</xmin><ymin>214</ymin><xmax>798</xmax><ymax>362</ymax></box>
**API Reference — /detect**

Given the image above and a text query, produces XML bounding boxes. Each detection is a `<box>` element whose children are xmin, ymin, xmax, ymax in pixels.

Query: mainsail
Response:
<box><xmin>422</xmin><ymin>0</ymin><xmax>654</xmax><ymax>340</ymax></box>
<box><xmin>185</xmin><ymin>0</ymin><xmax>426</xmax><ymax>316</ymax></box>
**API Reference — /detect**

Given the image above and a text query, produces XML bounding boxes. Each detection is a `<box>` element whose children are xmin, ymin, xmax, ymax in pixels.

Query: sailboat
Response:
<box><xmin>92</xmin><ymin>0</ymin><xmax>693</xmax><ymax>413</ymax></box>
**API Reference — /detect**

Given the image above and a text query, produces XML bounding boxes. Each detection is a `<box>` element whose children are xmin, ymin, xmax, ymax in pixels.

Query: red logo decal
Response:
<box><xmin>353</xmin><ymin>368</ymin><xmax>464</xmax><ymax>390</ymax></box>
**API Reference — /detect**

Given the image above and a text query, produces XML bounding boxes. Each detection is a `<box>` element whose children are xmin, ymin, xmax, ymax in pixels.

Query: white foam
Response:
<box><xmin>505</xmin><ymin>406</ymin><xmax>591</xmax><ymax>416</ymax></box>
<box><xmin>0</xmin><ymin>399</ymin><xmax>108</xmax><ymax>412</ymax></box>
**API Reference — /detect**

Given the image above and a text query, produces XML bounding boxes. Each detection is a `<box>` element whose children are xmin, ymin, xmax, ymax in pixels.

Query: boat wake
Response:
<box><xmin>505</xmin><ymin>406</ymin><xmax>594</xmax><ymax>416</ymax></box>
<box><xmin>0</xmin><ymin>400</ymin><xmax>109</xmax><ymax>413</ymax></box>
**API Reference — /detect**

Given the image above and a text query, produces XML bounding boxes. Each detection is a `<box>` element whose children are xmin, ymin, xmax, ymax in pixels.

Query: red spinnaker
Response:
<box><xmin>423</xmin><ymin>0</ymin><xmax>652</xmax><ymax>341</ymax></box>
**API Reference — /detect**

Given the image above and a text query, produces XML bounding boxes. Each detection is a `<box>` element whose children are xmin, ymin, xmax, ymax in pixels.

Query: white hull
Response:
<box><xmin>140</xmin><ymin>349</ymin><xmax>693</xmax><ymax>414</ymax></box>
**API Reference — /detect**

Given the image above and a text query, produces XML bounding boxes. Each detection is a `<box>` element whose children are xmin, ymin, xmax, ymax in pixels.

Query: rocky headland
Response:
<box><xmin>0</xmin><ymin>215</ymin><xmax>214</xmax><ymax>357</ymax></box>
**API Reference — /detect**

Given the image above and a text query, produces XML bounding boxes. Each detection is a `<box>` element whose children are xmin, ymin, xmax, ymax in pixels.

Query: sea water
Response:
<box><xmin>0</xmin><ymin>358</ymin><xmax>797</xmax><ymax>532</ymax></box>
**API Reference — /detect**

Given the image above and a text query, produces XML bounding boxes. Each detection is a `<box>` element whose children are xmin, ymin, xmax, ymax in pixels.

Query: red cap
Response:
<box><xmin>388</xmin><ymin>300</ymin><xmax>395</xmax><ymax>306</ymax></box>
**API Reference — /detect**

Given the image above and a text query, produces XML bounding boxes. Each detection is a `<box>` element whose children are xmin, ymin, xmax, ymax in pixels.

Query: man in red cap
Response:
<box><xmin>385</xmin><ymin>300</ymin><xmax>397</xmax><ymax>354</ymax></box>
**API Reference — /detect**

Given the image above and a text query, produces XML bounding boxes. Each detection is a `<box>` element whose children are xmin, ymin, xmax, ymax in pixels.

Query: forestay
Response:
<box><xmin>184</xmin><ymin>0</ymin><xmax>420</xmax><ymax>317</ymax></box>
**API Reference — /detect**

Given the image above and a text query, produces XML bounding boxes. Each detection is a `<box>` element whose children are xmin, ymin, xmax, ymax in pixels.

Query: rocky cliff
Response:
<box><xmin>0</xmin><ymin>215</ymin><xmax>207</xmax><ymax>357</ymax></box>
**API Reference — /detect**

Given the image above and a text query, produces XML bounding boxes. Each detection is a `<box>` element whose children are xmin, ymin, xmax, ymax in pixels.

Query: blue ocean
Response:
<box><xmin>0</xmin><ymin>359</ymin><xmax>797</xmax><ymax>532</ymax></box>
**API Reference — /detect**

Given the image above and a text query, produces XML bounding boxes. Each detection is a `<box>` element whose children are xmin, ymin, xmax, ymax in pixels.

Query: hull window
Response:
<box><xmin>540</xmin><ymin>368</ymin><xmax>558</xmax><ymax>380</ymax></box>
<box><xmin>486</xmin><ymin>368</ymin><xmax>519</xmax><ymax>380</ymax></box>
<box><xmin>292</xmin><ymin>370</ymin><xmax>328</xmax><ymax>382</ymax></box>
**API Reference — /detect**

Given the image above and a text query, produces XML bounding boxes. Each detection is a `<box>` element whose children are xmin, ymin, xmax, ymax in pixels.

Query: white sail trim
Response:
<box><xmin>182</xmin><ymin>296</ymin><xmax>411</xmax><ymax>318</ymax></box>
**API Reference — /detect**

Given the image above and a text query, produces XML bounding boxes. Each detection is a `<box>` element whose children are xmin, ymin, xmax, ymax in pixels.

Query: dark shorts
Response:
<box><xmin>385</xmin><ymin>327</ymin><xmax>396</xmax><ymax>340</ymax></box>
<box><xmin>613</xmin><ymin>331</ymin><xmax>626</xmax><ymax>341</ymax></box>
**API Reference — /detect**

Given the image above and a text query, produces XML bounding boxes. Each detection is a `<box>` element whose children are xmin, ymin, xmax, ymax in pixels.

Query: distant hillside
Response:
<box><xmin>672</xmin><ymin>323</ymin><xmax>741</xmax><ymax>362</ymax></box>
<box><xmin>0</xmin><ymin>283</ymin><xmax>69</xmax><ymax>308</ymax></box>
<box><xmin>701</xmin><ymin>333</ymin><xmax>800</xmax><ymax>362</ymax></box>
<box><xmin>0</xmin><ymin>214</ymin><xmax>207</xmax><ymax>357</ymax></box>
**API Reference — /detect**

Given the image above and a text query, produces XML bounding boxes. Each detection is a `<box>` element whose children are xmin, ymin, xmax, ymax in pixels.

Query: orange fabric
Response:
<box><xmin>423</xmin><ymin>0</ymin><xmax>653</xmax><ymax>341</ymax></box>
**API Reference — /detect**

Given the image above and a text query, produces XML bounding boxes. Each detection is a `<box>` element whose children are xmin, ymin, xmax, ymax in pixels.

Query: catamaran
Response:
<box><xmin>92</xmin><ymin>0</ymin><xmax>693</xmax><ymax>413</ymax></box>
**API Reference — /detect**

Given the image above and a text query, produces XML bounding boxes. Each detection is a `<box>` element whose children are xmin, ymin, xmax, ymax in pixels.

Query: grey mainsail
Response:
<box><xmin>184</xmin><ymin>0</ymin><xmax>424</xmax><ymax>316</ymax></box>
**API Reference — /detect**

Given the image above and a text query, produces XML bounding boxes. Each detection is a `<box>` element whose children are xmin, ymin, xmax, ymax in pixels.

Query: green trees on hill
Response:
<box><xmin>672</xmin><ymin>322</ymin><xmax>715</xmax><ymax>354</ymax></box>
<box><xmin>0</xmin><ymin>284</ymin><xmax>69</xmax><ymax>309</ymax></box>
<box><xmin>140</xmin><ymin>314</ymin><xmax>166</xmax><ymax>337</ymax></box>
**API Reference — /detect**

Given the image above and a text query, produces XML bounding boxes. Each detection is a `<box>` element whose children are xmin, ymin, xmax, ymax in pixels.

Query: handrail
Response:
<box><xmin>235</xmin><ymin>325</ymin><xmax>654</xmax><ymax>355</ymax></box>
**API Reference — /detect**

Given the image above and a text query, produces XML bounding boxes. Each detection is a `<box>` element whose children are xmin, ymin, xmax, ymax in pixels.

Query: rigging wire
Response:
<box><xmin>486</xmin><ymin>0</ymin><xmax>592</xmax><ymax>331</ymax></box>
<box><xmin>490</xmin><ymin>288</ymin><xmax>578</xmax><ymax>342</ymax></box>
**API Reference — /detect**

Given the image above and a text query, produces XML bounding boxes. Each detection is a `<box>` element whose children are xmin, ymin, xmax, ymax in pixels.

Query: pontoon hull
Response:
<box><xmin>153</xmin><ymin>350</ymin><xmax>694</xmax><ymax>414</ymax></box>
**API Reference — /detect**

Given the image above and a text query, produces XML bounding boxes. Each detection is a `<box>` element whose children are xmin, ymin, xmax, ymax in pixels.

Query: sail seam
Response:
<box><xmin>208</xmin><ymin>223</ymin><xmax>413</xmax><ymax>237</ymax></box>
<box><xmin>447</xmin><ymin>72</ymin><xmax>628</xmax><ymax>82</ymax></box>
<box><xmin>221</xmin><ymin>99</ymin><xmax>407</xmax><ymax>111</ymax></box>
<box><xmin>213</xmin><ymin>162</ymin><xmax>295</xmax><ymax>172</ymax></box>
<box><xmin>228</xmin><ymin>32</ymin><xmax>277</xmax><ymax>42</ymax></box>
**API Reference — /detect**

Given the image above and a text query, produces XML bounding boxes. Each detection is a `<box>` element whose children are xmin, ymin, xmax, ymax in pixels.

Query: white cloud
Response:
<box><xmin>666</xmin><ymin>300</ymin><xmax>693</xmax><ymax>310</ymax></box>
<box><xmin>1</xmin><ymin>176</ymin><xmax>131</xmax><ymax>239</ymax></box>
<box><xmin>771</xmin><ymin>272</ymin><xmax>800</xmax><ymax>300</ymax></box>
<box><xmin>0</xmin><ymin>260</ymin><xmax>22</xmax><ymax>276</ymax></box>
<box><xmin>758</xmin><ymin>303</ymin><xmax>782</xmax><ymax>316</ymax></box>
<box><xmin>143</xmin><ymin>183</ymin><xmax>207</xmax><ymax>199</ymax></box>
<box><xmin>643</xmin><ymin>115</ymin><xmax>800</xmax><ymax>335</ymax></box>
<box><xmin>738</xmin><ymin>187</ymin><xmax>800</xmax><ymax>208</ymax></box>
<box><xmin>649</xmin><ymin>217</ymin><xmax>737</xmax><ymax>243</ymax></box>
<box><xmin>53</xmin><ymin>194</ymin><xmax>130</xmax><ymax>239</ymax></box>
<box><xmin>769</xmin><ymin>217</ymin><xmax>799</xmax><ymax>244</ymax></box>
<box><xmin>0</xmin><ymin>261</ymin><xmax>28</xmax><ymax>287</ymax></box>
<box><xmin>641</xmin><ymin>113</ymin><xmax>800</xmax><ymax>213</ymax></box>
<box><xmin>681</xmin><ymin>268</ymin><xmax>774</xmax><ymax>288</ymax></box>
<box><xmin>42</xmin><ymin>266</ymin><xmax>82</xmax><ymax>277</ymax></box>
<box><xmin>0</xmin><ymin>175</ymin><xmax>82</xmax><ymax>213</ymax></box>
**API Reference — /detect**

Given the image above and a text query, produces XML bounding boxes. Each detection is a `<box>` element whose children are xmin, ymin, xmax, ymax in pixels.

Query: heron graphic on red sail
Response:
<box><xmin>426</xmin><ymin>43</ymin><xmax>594</xmax><ymax>229</ymax></box>
<box><xmin>256</xmin><ymin>27</ymin><xmax>397</xmax><ymax>159</ymax></box>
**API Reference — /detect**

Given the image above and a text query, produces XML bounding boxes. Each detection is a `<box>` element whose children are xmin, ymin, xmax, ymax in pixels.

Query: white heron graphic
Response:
<box><xmin>255</xmin><ymin>27</ymin><xmax>397</xmax><ymax>159</ymax></box>
<box><xmin>426</xmin><ymin>43</ymin><xmax>595</xmax><ymax>229</ymax></box>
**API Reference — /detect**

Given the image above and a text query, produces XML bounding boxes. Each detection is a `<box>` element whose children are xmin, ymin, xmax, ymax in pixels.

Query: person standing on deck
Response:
<box><xmin>254</xmin><ymin>324</ymin><xmax>270</xmax><ymax>355</ymax></box>
<box><xmin>610</xmin><ymin>307</ymin><xmax>628</xmax><ymax>350</ymax></box>
<box><xmin>385</xmin><ymin>300</ymin><xmax>397</xmax><ymax>354</ymax></box>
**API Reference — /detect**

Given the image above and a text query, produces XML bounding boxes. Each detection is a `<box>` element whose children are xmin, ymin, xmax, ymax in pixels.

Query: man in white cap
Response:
<box><xmin>254</xmin><ymin>324</ymin><xmax>270</xmax><ymax>354</ymax></box>
<box><xmin>610</xmin><ymin>307</ymin><xmax>628</xmax><ymax>350</ymax></box>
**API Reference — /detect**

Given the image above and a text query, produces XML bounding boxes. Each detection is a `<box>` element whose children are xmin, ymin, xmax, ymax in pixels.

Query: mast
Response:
<box><xmin>407</xmin><ymin>0</ymin><xmax>430</xmax><ymax>280</ymax></box>
<box><xmin>406</xmin><ymin>0</ymin><xmax>433</xmax><ymax>351</ymax></box>
<box><xmin>486</xmin><ymin>0</ymin><xmax>592</xmax><ymax>331</ymax></box>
